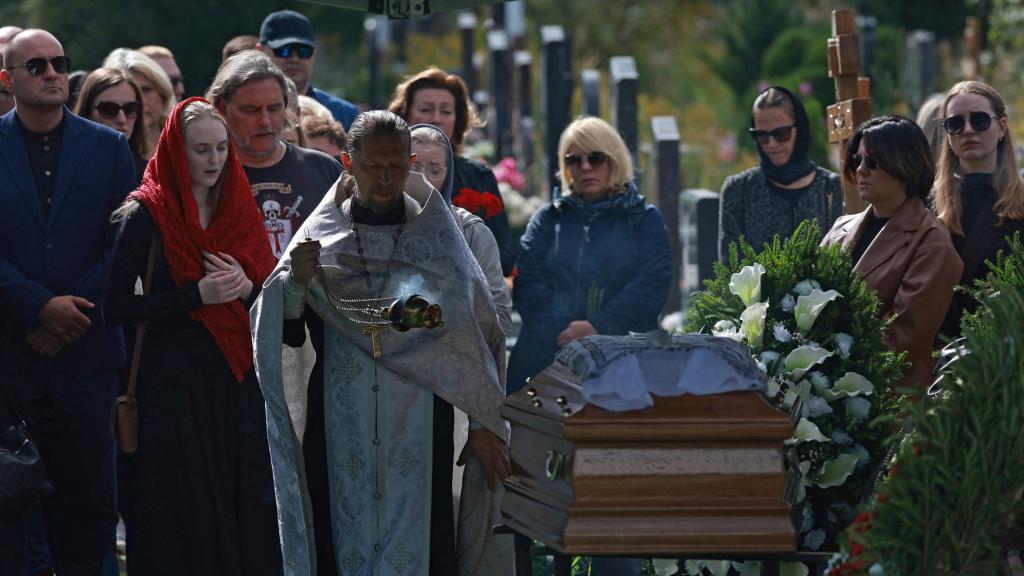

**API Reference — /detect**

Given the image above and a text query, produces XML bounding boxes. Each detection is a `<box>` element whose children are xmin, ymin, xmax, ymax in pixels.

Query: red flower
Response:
<box><xmin>454</xmin><ymin>187</ymin><xmax>503</xmax><ymax>220</ymax></box>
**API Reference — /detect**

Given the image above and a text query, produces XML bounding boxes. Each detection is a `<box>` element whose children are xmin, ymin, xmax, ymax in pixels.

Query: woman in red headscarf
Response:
<box><xmin>104</xmin><ymin>97</ymin><xmax>280</xmax><ymax>575</ymax></box>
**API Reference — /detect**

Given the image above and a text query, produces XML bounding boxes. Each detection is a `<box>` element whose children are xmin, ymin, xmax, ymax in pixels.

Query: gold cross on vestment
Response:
<box><xmin>363</xmin><ymin>324</ymin><xmax>388</xmax><ymax>358</ymax></box>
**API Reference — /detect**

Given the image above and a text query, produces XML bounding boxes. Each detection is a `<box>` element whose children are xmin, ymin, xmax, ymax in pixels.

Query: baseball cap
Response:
<box><xmin>259</xmin><ymin>10</ymin><xmax>317</xmax><ymax>49</ymax></box>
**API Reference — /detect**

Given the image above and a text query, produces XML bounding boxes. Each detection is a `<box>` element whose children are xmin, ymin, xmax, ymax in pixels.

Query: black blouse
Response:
<box><xmin>104</xmin><ymin>204</ymin><xmax>260</xmax><ymax>388</ymax></box>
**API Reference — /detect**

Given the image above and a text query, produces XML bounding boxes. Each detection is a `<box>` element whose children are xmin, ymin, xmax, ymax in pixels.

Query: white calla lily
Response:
<box><xmin>794</xmin><ymin>288</ymin><xmax>842</xmax><ymax>333</ymax></box>
<box><xmin>815</xmin><ymin>452</ymin><xmax>862</xmax><ymax>488</ymax></box>
<box><xmin>784</xmin><ymin>345</ymin><xmax>833</xmax><ymax>381</ymax></box>
<box><xmin>793</xmin><ymin>418</ymin><xmax>830</xmax><ymax>443</ymax></box>
<box><xmin>822</xmin><ymin>371</ymin><xmax>876</xmax><ymax>401</ymax></box>
<box><xmin>712</xmin><ymin>319</ymin><xmax>743</xmax><ymax>342</ymax></box>
<box><xmin>740</xmin><ymin>301</ymin><xmax>769</xmax><ymax>349</ymax></box>
<box><xmin>729</xmin><ymin>263</ymin><xmax>766</xmax><ymax>306</ymax></box>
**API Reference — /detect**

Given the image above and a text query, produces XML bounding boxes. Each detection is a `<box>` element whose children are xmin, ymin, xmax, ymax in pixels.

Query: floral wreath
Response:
<box><xmin>684</xmin><ymin>222</ymin><xmax>906</xmax><ymax>561</ymax></box>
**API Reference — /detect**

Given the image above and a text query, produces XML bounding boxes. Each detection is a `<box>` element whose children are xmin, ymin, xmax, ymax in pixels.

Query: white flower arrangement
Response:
<box><xmin>686</xmin><ymin>222</ymin><xmax>906</xmax><ymax>560</ymax></box>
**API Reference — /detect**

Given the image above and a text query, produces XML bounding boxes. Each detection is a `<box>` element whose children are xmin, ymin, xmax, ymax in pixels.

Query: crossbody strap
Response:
<box><xmin>125</xmin><ymin>233</ymin><xmax>159</xmax><ymax>401</ymax></box>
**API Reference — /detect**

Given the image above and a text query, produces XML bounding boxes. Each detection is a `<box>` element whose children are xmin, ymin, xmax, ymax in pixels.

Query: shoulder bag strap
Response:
<box><xmin>125</xmin><ymin>233</ymin><xmax>159</xmax><ymax>401</ymax></box>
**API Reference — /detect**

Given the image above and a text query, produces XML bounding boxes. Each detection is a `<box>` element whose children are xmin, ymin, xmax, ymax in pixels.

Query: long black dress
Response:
<box><xmin>104</xmin><ymin>205</ymin><xmax>282</xmax><ymax>576</ymax></box>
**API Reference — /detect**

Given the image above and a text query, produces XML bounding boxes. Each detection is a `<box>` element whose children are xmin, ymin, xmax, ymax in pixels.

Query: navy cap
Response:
<box><xmin>259</xmin><ymin>10</ymin><xmax>316</xmax><ymax>49</ymax></box>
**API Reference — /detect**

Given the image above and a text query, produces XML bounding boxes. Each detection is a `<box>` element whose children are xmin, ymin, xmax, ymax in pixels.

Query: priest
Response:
<box><xmin>251</xmin><ymin>110</ymin><xmax>512</xmax><ymax>576</ymax></box>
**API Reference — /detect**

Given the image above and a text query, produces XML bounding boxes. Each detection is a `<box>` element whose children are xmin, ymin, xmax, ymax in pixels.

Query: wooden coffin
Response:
<box><xmin>500</xmin><ymin>360</ymin><xmax>797</xmax><ymax>556</ymax></box>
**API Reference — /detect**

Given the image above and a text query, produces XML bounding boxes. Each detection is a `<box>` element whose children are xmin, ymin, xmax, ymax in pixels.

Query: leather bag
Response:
<box><xmin>115</xmin><ymin>234</ymin><xmax>158</xmax><ymax>454</ymax></box>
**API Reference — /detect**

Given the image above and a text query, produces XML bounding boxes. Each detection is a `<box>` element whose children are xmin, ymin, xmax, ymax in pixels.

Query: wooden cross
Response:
<box><xmin>826</xmin><ymin>9</ymin><xmax>872</xmax><ymax>215</ymax></box>
<box><xmin>363</xmin><ymin>324</ymin><xmax>388</xmax><ymax>358</ymax></box>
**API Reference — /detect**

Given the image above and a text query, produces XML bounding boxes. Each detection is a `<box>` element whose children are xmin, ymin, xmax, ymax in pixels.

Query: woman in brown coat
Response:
<box><xmin>822</xmin><ymin>115</ymin><xmax>962</xmax><ymax>392</ymax></box>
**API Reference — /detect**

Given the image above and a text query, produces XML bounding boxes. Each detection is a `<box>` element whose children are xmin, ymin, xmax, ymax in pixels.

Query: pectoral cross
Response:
<box><xmin>363</xmin><ymin>324</ymin><xmax>388</xmax><ymax>358</ymax></box>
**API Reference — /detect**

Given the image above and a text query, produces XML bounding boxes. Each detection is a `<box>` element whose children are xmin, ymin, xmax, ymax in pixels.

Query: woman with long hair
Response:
<box><xmin>104</xmin><ymin>98</ymin><xmax>280</xmax><ymax>575</ymax></box>
<box><xmin>933</xmin><ymin>81</ymin><xmax>1024</xmax><ymax>338</ymax></box>
<box><xmin>74</xmin><ymin>67</ymin><xmax>149</xmax><ymax>181</ymax></box>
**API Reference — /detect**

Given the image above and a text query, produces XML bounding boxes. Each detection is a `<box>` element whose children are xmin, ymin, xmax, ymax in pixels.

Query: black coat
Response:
<box><xmin>452</xmin><ymin>155</ymin><xmax>518</xmax><ymax>275</ymax></box>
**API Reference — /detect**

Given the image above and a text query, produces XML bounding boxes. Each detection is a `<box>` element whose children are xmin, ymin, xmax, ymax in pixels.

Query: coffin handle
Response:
<box><xmin>545</xmin><ymin>450</ymin><xmax>567</xmax><ymax>481</ymax></box>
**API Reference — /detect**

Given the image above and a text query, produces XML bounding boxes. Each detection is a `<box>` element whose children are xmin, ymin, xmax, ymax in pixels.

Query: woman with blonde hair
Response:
<box><xmin>507</xmin><ymin>116</ymin><xmax>673</xmax><ymax>402</ymax></box>
<box><xmin>103</xmin><ymin>48</ymin><xmax>174</xmax><ymax>159</ymax></box>
<box><xmin>934</xmin><ymin>81</ymin><xmax>1024</xmax><ymax>337</ymax></box>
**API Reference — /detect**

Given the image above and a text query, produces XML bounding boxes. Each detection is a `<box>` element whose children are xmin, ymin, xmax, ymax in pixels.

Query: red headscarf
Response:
<box><xmin>130</xmin><ymin>97</ymin><xmax>275</xmax><ymax>382</ymax></box>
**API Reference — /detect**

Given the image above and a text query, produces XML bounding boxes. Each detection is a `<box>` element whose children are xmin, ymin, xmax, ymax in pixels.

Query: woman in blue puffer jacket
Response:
<box><xmin>507</xmin><ymin>116</ymin><xmax>674</xmax><ymax>394</ymax></box>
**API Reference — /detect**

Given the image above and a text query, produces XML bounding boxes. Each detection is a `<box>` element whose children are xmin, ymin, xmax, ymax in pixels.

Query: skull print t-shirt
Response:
<box><xmin>244</xmin><ymin>143</ymin><xmax>343</xmax><ymax>259</ymax></box>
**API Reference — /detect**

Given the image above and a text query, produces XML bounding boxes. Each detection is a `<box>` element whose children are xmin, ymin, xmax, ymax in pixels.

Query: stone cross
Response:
<box><xmin>826</xmin><ymin>9</ymin><xmax>872</xmax><ymax>214</ymax></box>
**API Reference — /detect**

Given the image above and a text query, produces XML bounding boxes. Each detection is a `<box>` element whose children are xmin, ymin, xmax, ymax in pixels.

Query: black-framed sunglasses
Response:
<box><xmin>564</xmin><ymin>151</ymin><xmax>608</xmax><ymax>168</ymax></box>
<box><xmin>168</xmin><ymin>76</ymin><xmax>185</xmax><ymax>89</ymax></box>
<box><xmin>749</xmin><ymin>124</ymin><xmax>796</xmax><ymax>145</ymax></box>
<box><xmin>271</xmin><ymin>44</ymin><xmax>314</xmax><ymax>60</ymax></box>
<box><xmin>94</xmin><ymin>101</ymin><xmax>140</xmax><ymax>120</ymax></box>
<box><xmin>942</xmin><ymin>112</ymin><xmax>995</xmax><ymax>135</ymax></box>
<box><xmin>849</xmin><ymin>153</ymin><xmax>881</xmax><ymax>171</ymax></box>
<box><xmin>6</xmin><ymin>56</ymin><xmax>71</xmax><ymax>77</ymax></box>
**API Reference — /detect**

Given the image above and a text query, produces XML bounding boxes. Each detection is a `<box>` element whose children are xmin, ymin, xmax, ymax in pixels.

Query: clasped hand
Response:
<box><xmin>27</xmin><ymin>294</ymin><xmax>94</xmax><ymax>356</ymax></box>
<box><xmin>456</xmin><ymin>427</ymin><xmax>511</xmax><ymax>490</ymax></box>
<box><xmin>198</xmin><ymin>251</ymin><xmax>252</xmax><ymax>305</ymax></box>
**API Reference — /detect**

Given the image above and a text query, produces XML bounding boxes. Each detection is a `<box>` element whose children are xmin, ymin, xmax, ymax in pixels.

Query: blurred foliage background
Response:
<box><xmin>5</xmin><ymin>0</ymin><xmax>1024</xmax><ymax>199</ymax></box>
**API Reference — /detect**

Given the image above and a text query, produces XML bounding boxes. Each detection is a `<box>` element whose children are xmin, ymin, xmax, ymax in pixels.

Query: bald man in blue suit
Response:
<box><xmin>0</xmin><ymin>29</ymin><xmax>136</xmax><ymax>576</ymax></box>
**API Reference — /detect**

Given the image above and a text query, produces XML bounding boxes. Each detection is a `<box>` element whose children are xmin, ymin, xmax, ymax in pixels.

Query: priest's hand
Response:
<box><xmin>289</xmin><ymin>240</ymin><xmax>321</xmax><ymax>286</ymax></box>
<box><xmin>457</xmin><ymin>428</ymin><xmax>511</xmax><ymax>490</ymax></box>
<box><xmin>556</xmin><ymin>320</ymin><xmax>598</xmax><ymax>348</ymax></box>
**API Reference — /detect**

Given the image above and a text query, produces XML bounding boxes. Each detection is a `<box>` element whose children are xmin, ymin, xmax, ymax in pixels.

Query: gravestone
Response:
<box><xmin>458</xmin><ymin>11</ymin><xmax>478</xmax><ymax>96</ymax></box>
<box><xmin>650</xmin><ymin>116</ymin><xmax>682</xmax><ymax>313</ymax></box>
<box><xmin>488</xmin><ymin>30</ymin><xmax>512</xmax><ymax>159</ymax></box>
<box><xmin>903</xmin><ymin>30</ymin><xmax>937</xmax><ymax>113</ymax></box>
<box><xmin>516</xmin><ymin>50</ymin><xmax>536</xmax><ymax>165</ymax></box>
<box><xmin>679</xmin><ymin>189</ymin><xmax>720</xmax><ymax>311</ymax></box>
<box><xmin>541</xmin><ymin>25</ymin><xmax>572</xmax><ymax>197</ymax></box>
<box><xmin>581</xmin><ymin>69</ymin><xmax>601</xmax><ymax>117</ymax></box>
<box><xmin>609</xmin><ymin>56</ymin><xmax>639</xmax><ymax>168</ymax></box>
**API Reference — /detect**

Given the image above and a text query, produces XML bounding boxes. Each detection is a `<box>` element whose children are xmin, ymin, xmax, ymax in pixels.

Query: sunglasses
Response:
<box><xmin>564</xmin><ymin>151</ymin><xmax>608</xmax><ymax>167</ymax></box>
<box><xmin>749</xmin><ymin>124</ymin><xmax>796</xmax><ymax>145</ymax></box>
<box><xmin>6</xmin><ymin>56</ymin><xmax>71</xmax><ymax>77</ymax></box>
<box><xmin>94</xmin><ymin>101</ymin><xmax>140</xmax><ymax>120</ymax></box>
<box><xmin>271</xmin><ymin>44</ymin><xmax>314</xmax><ymax>60</ymax></box>
<box><xmin>942</xmin><ymin>112</ymin><xmax>995</xmax><ymax>135</ymax></box>
<box><xmin>168</xmin><ymin>76</ymin><xmax>185</xmax><ymax>89</ymax></box>
<box><xmin>849</xmin><ymin>153</ymin><xmax>881</xmax><ymax>171</ymax></box>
